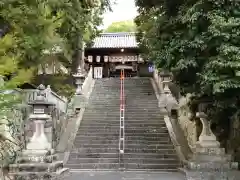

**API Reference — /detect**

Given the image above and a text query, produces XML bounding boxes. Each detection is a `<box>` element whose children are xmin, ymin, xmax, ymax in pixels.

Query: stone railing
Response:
<box><xmin>56</xmin><ymin>66</ymin><xmax>95</xmax><ymax>164</ymax></box>
<box><xmin>153</xmin><ymin>69</ymin><xmax>240</xmax><ymax>178</ymax></box>
<box><xmin>152</xmin><ymin>68</ymin><xmax>192</xmax><ymax>164</ymax></box>
<box><xmin>81</xmin><ymin>66</ymin><xmax>93</xmax><ymax>97</ymax></box>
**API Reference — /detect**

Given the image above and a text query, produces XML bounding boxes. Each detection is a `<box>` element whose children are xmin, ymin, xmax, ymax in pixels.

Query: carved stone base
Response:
<box><xmin>9</xmin><ymin>168</ymin><xmax>70</xmax><ymax>180</ymax></box>
<box><xmin>9</xmin><ymin>150</ymin><xmax>69</xmax><ymax>180</ymax></box>
<box><xmin>183</xmin><ymin>145</ymin><xmax>239</xmax><ymax>180</ymax></box>
<box><xmin>195</xmin><ymin>140</ymin><xmax>220</xmax><ymax>148</ymax></box>
<box><xmin>184</xmin><ymin>169</ymin><xmax>239</xmax><ymax>180</ymax></box>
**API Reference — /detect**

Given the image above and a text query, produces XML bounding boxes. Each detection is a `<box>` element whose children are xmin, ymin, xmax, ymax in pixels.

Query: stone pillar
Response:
<box><xmin>183</xmin><ymin>111</ymin><xmax>239</xmax><ymax>180</ymax></box>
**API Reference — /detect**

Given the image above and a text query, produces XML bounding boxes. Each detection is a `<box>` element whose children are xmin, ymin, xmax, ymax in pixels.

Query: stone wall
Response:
<box><xmin>227</xmin><ymin>113</ymin><xmax>240</xmax><ymax>164</ymax></box>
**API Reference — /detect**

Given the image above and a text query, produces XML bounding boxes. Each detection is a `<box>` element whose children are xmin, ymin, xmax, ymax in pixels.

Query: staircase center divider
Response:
<box><xmin>119</xmin><ymin>69</ymin><xmax>125</xmax><ymax>167</ymax></box>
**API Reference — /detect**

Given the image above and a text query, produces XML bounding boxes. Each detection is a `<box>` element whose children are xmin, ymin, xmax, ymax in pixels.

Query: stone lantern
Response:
<box><xmin>8</xmin><ymin>84</ymin><xmax>70</xmax><ymax>179</ymax></box>
<box><xmin>159</xmin><ymin>71</ymin><xmax>172</xmax><ymax>93</ymax></box>
<box><xmin>73</xmin><ymin>66</ymin><xmax>86</xmax><ymax>95</ymax></box>
<box><xmin>159</xmin><ymin>71</ymin><xmax>172</xmax><ymax>81</ymax></box>
<box><xmin>26</xmin><ymin>84</ymin><xmax>54</xmax><ymax>153</ymax></box>
<box><xmin>73</xmin><ymin>66</ymin><xmax>86</xmax><ymax>112</ymax></box>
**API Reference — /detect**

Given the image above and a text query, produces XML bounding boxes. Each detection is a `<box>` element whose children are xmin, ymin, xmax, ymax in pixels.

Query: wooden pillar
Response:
<box><xmin>104</xmin><ymin>56</ymin><xmax>109</xmax><ymax>78</ymax></box>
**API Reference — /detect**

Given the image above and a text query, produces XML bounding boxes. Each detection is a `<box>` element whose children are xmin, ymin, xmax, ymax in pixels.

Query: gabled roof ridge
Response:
<box><xmin>90</xmin><ymin>32</ymin><xmax>138</xmax><ymax>49</ymax></box>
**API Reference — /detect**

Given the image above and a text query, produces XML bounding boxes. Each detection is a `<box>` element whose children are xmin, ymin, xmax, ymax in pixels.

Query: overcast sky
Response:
<box><xmin>102</xmin><ymin>0</ymin><xmax>138</xmax><ymax>28</ymax></box>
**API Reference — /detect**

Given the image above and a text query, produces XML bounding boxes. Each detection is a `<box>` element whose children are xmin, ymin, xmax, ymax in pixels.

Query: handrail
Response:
<box><xmin>119</xmin><ymin>69</ymin><xmax>125</xmax><ymax>167</ymax></box>
<box><xmin>81</xmin><ymin>67</ymin><xmax>93</xmax><ymax>96</ymax></box>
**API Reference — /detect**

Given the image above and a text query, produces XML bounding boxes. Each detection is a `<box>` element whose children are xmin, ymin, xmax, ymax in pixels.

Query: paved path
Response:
<box><xmin>67</xmin><ymin>171</ymin><xmax>186</xmax><ymax>180</ymax></box>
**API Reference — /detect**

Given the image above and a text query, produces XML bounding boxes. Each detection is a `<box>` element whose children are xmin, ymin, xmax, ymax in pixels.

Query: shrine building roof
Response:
<box><xmin>90</xmin><ymin>32</ymin><xmax>138</xmax><ymax>49</ymax></box>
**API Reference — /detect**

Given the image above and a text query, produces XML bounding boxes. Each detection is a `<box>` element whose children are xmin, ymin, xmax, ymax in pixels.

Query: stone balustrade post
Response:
<box><xmin>195</xmin><ymin>112</ymin><xmax>220</xmax><ymax>148</ymax></box>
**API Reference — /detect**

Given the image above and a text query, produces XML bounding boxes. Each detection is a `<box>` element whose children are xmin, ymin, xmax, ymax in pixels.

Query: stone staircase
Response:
<box><xmin>66</xmin><ymin>77</ymin><xmax>180</xmax><ymax>171</ymax></box>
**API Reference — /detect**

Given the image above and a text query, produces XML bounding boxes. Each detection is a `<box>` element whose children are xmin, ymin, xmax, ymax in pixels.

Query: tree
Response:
<box><xmin>0</xmin><ymin>0</ymin><xmax>64</xmax><ymax>170</ymax></box>
<box><xmin>0</xmin><ymin>0</ymin><xmax>111</xmax><ymax>172</ymax></box>
<box><xmin>135</xmin><ymin>0</ymin><xmax>240</xmax><ymax>154</ymax></box>
<box><xmin>105</xmin><ymin>20</ymin><xmax>136</xmax><ymax>32</ymax></box>
<box><xmin>56</xmin><ymin>0</ymin><xmax>111</xmax><ymax>72</ymax></box>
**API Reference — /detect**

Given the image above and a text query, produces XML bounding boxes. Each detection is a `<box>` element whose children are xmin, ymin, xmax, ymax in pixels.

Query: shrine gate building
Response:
<box><xmin>85</xmin><ymin>32</ymin><xmax>153</xmax><ymax>78</ymax></box>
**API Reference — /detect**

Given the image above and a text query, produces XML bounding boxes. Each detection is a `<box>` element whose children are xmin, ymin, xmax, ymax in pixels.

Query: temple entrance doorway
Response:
<box><xmin>110</xmin><ymin>65</ymin><xmax>137</xmax><ymax>77</ymax></box>
<box><xmin>94</xmin><ymin>67</ymin><xmax>103</xmax><ymax>78</ymax></box>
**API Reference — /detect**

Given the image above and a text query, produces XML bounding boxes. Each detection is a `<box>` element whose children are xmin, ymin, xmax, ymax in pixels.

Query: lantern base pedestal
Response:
<box><xmin>182</xmin><ymin>142</ymin><xmax>239</xmax><ymax>180</ymax></box>
<box><xmin>9</xmin><ymin>149</ymin><xmax>70</xmax><ymax>180</ymax></box>
<box><xmin>195</xmin><ymin>139</ymin><xmax>220</xmax><ymax>149</ymax></box>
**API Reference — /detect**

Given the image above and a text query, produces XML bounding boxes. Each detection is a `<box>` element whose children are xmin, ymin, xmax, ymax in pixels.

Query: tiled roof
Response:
<box><xmin>91</xmin><ymin>32</ymin><xmax>138</xmax><ymax>49</ymax></box>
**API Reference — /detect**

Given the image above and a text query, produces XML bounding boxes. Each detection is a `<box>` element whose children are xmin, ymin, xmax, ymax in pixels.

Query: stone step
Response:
<box><xmin>80</xmin><ymin>120</ymin><xmax>166</xmax><ymax>124</ymax></box>
<box><xmin>70</xmin><ymin>148</ymin><xmax>176</xmax><ymax>154</ymax></box>
<box><xmin>85</xmin><ymin>106</ymin><xmax>159</xmax><ymax>109</ymax></box>
<box><xmin>69</xmin><ymin>153</ymin><xmax>178</xmax><ymax>159</ymax></box>
<box><xmin>75</xmin><ymin>135</ymin><xmax>170</xmax><ymax>141</ymax></box>
<box><xmin>9</xmin><ymin>161</ymin><xmax>63</xmax><ymax>172</ymax></box>
<box><xmin>73</xmin><ymin>139</ymin><xmax>171</xmax><ymax>145</ymax></box>
<box><xmin>77</xmin><ymin>126</ymin><xmax>168</xmax><ymax>131</ymax></box>
<box><xmin>66</xmin><ymin>78</ymin><xmax>180</xmax><ymax>171</ymax></box>
<box><xmin>76</xmin><ymin>132</ymin><xmax>169</xmax><ymax>137</ymax></box>
<box><xmin>91</xmin><ymin>92</ymin><xmax>156</xmax><ymax>95</ymax></box>
<box><xmin>123</xmin><ymin>163</ymin><xmax>179</xmax><ymax>170</ymax></box>
<box><xmin>67</xmin><ymin>157</ymin><xmax>178</xmax><ymax>164</ymax></box>
<box><xmin>66</xmin><ymin>163</ymin><xmax>179</xmax><ymax>170</ymax></box>
<box><xmin>73</xmin><ymin>143</ymin><xmax>174</xmax><ymax>149</ymax></box>
<box><xmin>81</xmin><ymin>119</ymin><xmax>164</xmax><ymax>123</ymax></box>
<box><xmin>80</xmin><ymin>122</ymin><xmax>167</xmax><ymax>126</ymax></box>
<box><xmin>76</xmin><ymin>128</ymin><xmax>168</xmax><ymax>134</ymax></box>
<box><xmin>66</xmin><ymin>163</ymin><xmax>119</xmax><ymax>169</ymax></box>
<box><xmin>79</xmin><ymin>124</ymin><xmax>167</xmax><ymax>129</ymax></box>
<box><xmin>82</xmin><ymin>115</ymin><xmax>163</xmax><ymax>119</ymax></box>
<box><xmin>84</xmin><ymin>112</ymin><xmax>161</xmax><ymax>115</ymax></box>
<box><xmin>68</xmin><ymin>158</ymin><xmax>119</xmax><ymax>164</ymax></box>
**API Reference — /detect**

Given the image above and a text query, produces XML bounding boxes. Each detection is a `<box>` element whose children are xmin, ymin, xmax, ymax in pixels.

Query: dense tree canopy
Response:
<box><xmin>0</xmin><ymin>0</ymin><xmax>110</xmax><ymax>168</ymax></box>
<box><xmin>0</xmin><ymin>0</ymin><xmax>110</xmax><ymax>95</ymax></box>
<box><xmin>135</xmin><ymin>0</ymin><xmax>240</xmax><ymax>147</ymax></box>
<box><xmin>105</xmin><ymin>20</ymin><xmax>136</xmax><ymax>32</ymax></box>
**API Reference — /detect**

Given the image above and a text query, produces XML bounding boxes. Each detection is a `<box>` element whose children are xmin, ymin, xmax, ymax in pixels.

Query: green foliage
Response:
<box><xmin>0</xmin><ymin>0</ymin><xmax>111</xmax><ymax>169</ymax></box>
<box><xmin>135</xmin><ymin>0</ymin><xmax>240</xmax><ymax>149</ymax></box>
<box><xmin>35</xmin><ymin>74</ymin><xmax>76</xmax><ymax>98</ymax></box>
<box><xmin>56</xmin><ymin>0</ymin><xmax>110</xmax><ymax>70</ymax></box>
<box><xmin>105</xmin><ymin>20</ymin><xmax>136</xmax><ymax>32</ymax></box>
